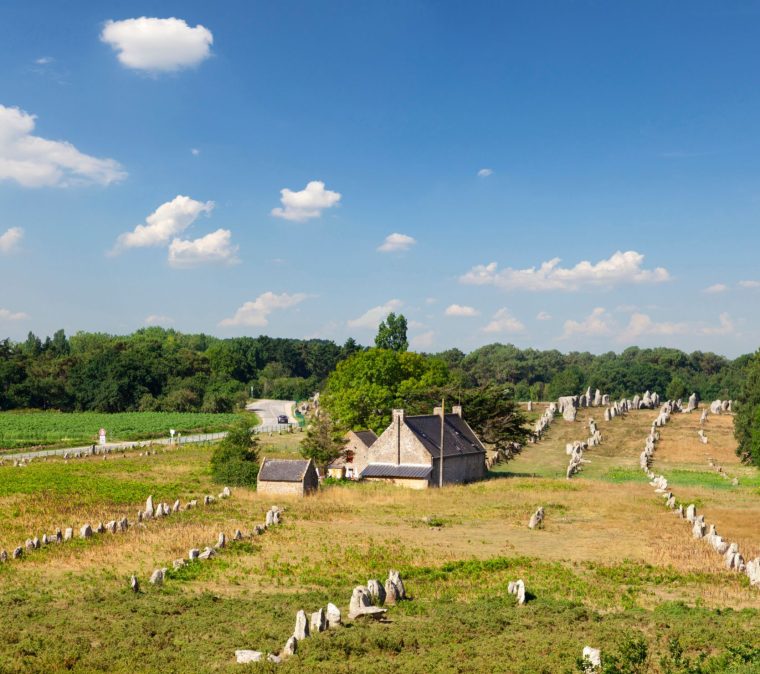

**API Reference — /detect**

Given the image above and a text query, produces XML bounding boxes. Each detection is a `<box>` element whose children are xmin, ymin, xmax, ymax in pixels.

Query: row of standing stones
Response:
<box><xmin>235</xmin><ymin>571</ymin><xmax>408</xmax><ymax>665</ymax></box>
<box><xmin>135</xmin><ymin>497</ymin><xmax>277</xmax><ymax>592</ymax></box>
<box><xmin>0</xmin><ymin>443</ymin><xmax>170</xmax><ymax>468</ymax></box>
<box><xmin>0</xmin><ymin>488</ymin><xmax>230</xmax><ymax>564</ymax></box>
<box><xmin>640</xmin><ymin>401</ymin><xmax>760</xmax><ymax>588</ymax></box>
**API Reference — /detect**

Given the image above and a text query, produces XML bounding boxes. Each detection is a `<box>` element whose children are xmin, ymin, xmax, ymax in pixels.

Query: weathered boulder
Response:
<box><xmin>367</xmin><ymin>579</ymin><xmax>386</xmax><ymax>606</ymax></box>
<box><xmin>149</xmin><ymin>568</ymin><xmax>165</xmax><ymax>585</ymax></box>
<box><xmin>199</xmin><ymin>547</ymin><xmax>215</xmax><ymax>560</ymax></box>
<box><xmin>173</xmin><ymin>559</ymin><xmax>186</xmax><ymax>571</ymax></box>
<box><xmin>389</xmin><ymin>570</ymin><xmax>406</xmax><ymax>599</ymax></box>
<box><xmin>582</xmin><ymin>646</ymin><xmax>601</xmax><ymax>671</ymax></box>
<box><xmin>528</xmin><ymin>506</ymin><xmax>545</xmax><ymax>530</ymax></box>
<box><xmin>326</xmin><ymin>602</ymin><xmax>342</xmax><ymax>628</ymax></box>
<box><xmin>685</xmin><ymin>504</ymin><xmax>696</xmax><ymax>523</ymax></box>
<box><xmin>216</xmin><ymin>532</ymin><xmax>226</xmax><ymax>549</ymax></box>
<box><xmin>294</xmin><ymin>610</ymin><xmax>310</xmax><ymax>640</ymax></box>
<box><xmin>12</xmin><ymin>547</ymin><xmax>23</xmax><ymax>559</ymax></box>
<box><xmin>80</xmin><ymin>524</ymin><xmax>93</xmax><ymax>539</ymax></box>
<box><xmin>349</xmin><ymin>586</ymin><xmax>387</xmax><ymax>620</ymax></box>
<box><xmin>64</xmin><ymin>527</ymin><xmax>73</xmax><ymax>541</ymax></box>
<box><xmin>130</xmin><ymin>575</ymin><xmax>139</xmax><ymax>593</ymax></box>
<box><xmin>222</xmin><ymin>486</ymin><xmax>231</xmax><ymax>498</ymax></box>
<box><xmin>235</xmin><ymin>650</ymin><xmax>263</xmax><ymax>664</ymax></box>
<box><xmin>310</xmin><ymin>608</ymin><xmax>326</xmax><ymax>633</ymax></box>
<box><xmin>188</xmin><ymin>548</ymin><xmax>200</xmax><ymax>560</ymax></box>
<box><xmin>282</xmin><ymin>636</ymin><xmax>297</xmax><ymax>657</ymax></box>
<box><xmin>144</xmin><ymin>495</ymin><xmax>154</xmax><ymax>519</ymax></box>
<box><xmin>233</xmin><ymin>529</ymin><xmax>243</xmax><ymax>541</ymax></box>
<box><xmin>172</xmin><ymin>499</ymin><xmax>181</xmax><ymax>513</ymax></box>
<box><xmin>508</xmin><ymin>579</ymin><xmax>526</xmax><ymax>605</ymax></box>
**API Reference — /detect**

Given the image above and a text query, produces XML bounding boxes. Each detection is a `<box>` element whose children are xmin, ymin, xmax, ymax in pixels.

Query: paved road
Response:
<box><xmin>246</xmin><ymin>399</ymin><xmax>296</xmax><ymax>428</ymax></box>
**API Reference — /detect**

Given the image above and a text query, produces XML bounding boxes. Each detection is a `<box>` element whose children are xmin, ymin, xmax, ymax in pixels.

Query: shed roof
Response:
<box><xmin>353</xmin><ymin>430</ymin><xmax>378</xmax><ymax>447</ymax></box>
<box><xmin>360</xmin><ymin>464</ymin><xmax>433</xmax><ymax>479</ymax></box>
<box><xmin>404</xmin><ymin>414</ymin><xmax>485</xmax><ymax>458</ymax></box>
<box><xmin>258</xmin><ymin>458</ymin><xmax>312</xmax><ymax>482</ymax></box>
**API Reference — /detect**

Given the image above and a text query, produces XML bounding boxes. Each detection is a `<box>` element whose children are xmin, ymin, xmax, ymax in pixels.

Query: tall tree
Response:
<box><xmin>300</xmin><ymin>412</ymin><xmax>347</xmax><ymax>468</ymax></box>
<box><xmin>375</xmin><ymin>313</ymin><xmax>408</xmax><ymax>352</ymax></box>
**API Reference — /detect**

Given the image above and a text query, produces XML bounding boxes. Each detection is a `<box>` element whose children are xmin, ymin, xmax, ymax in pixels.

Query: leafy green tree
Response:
<box><xmin>734</xmin><ymin>350</ymin><xmax>760</xmax><ymax>466</ymax></box>
<box><xmin>375</xmin><ymin>313</ymin><xmax>408</xmax><ymax>352</ymax></box>
<box><xmin>666</xmin><ymin>375</ymin><xmax>689</xmax><ymax>401</ymax></box>
<box><xmin>210</xmin><ymin>416</ymin><xmax>260</xmax><ymax>486</ymax></box>
<box><xmin>300</xmin><ymin>412</ymin><xmax>347</xmax><ymax>467</ymax></box>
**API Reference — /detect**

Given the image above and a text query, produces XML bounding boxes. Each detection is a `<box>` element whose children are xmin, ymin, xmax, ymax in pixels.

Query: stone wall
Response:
<box><xmin>431</xmin><ymin>451</ymin><xmax>487</xmax><ymax>485</ymax></box>
<box><xmin>257</xmin><ymin>481</ymin><xmax>307</xmax><ymax>497</ymax></box>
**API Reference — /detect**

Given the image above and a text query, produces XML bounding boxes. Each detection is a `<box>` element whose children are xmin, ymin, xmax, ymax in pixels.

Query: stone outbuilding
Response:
<box><xmin>257</xmin><ymin>458</ymin><xmax>319</xmax><ymax>497</ymax></box>
<box><xmin>327</xmin><ymin>430</ymin><xmax>378</xmax><ymax>479</ymax></box>
<box><xmin>359</xmin><ymin>406</ymin><xmax>487</xmax><ymax>489</ymax></box>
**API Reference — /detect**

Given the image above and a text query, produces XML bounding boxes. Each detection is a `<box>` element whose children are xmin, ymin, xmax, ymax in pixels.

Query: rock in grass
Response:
<box><xmin>367</xmin><ymin>579</ymin><xmax>386</xmax><ymax>606</ymax></box>
<box><xmin>216</xmin><ymin>532</ymin><xmax>226</xmax><ymax>549</ymax></box>
<box><xmin>64</xmin><ymin>527</ymin><xmax>73</xmax><ymax>541</ymax></box>
<box><xmin>253</xmin><ymin>525</ymin><xmax>265</xmax><ymax>536</ymax></box>
<box><xmin>204</xmin><ymin>495</ymin><xmax>214</xmax><ymax>505</ymax></box>
<box><xmin>144</xmin><ymin>495</ymin><xmax>154</xmax><ymax>519</ymax></box>
<box><xmin>188</xmin><ymin>548</ymin><xmax>200</xmax><ymax>560</ymax></box>
<box><xmin>235</xmin><ymin>650</ymin><xmax>263</xmax><ymax>664</ymax></box>
<box><xmin>265</xmin><ymin>510</ymin><xmax>275</xmax><ymax>527</ymax></box>
<box><xmin>149</xmin><ymin>568</ymin><xmax>165</xmax><ymax>585</ymax></box>
<box><xmin>310</xmin><ymin>608</ymin><xmax>326</xmax><ymax>633</ymax></box>
<box><xmin>267</xmin><ymin>654</ymin><xmax>281</xmax><ymax>664</ymax></box>
<box><xmin>199</xmin><ymin>547</ymin><xmax>215</xmax><ymax>560</ymax></box>
<box><xmin>582</xmin><ymin>646</ymin><xmax>601</xmax><ymax>671</ymax></box>
<box><xmin>0</xmin><ymin>550</ymin><xmax>7</xmax><ymax>562</ymax></box>
<box><xmin>282</xmin><ymin>636</ymin><xmax>297</xmax><ymax>657</ymax></box>
<box><xmin>95</xmin><ymin>522</ymin><xmax>105</xmax><ymax>534</ymax></box>
<box><xmin>80</xmin><ymin>524</ymin><xmax>93</xmax><ymax>539</ymax></box>
<box><xmin>25</xmin><ymin>539</ymin><xmax>34</xmax><ymax>551</ymax></box>
<box><xmin>326</xmin><ymin>603</ymin><xmax>341</xmax><ymax>628</ymax></box>
<box><xmin>508</xmin><ymin>579</ymin><xmax>526</xmax><ymax>605</ymax></box>
<box><xmin>130</xmin><ymin>576</ymin><xmax>139</xmax><ymax>593</ymax></box>
<box><xmin>747</xmin><ymin>558</ymin><xmax>760</xmax><ymax>587</ymax></box>
<box><xmin>294</xmin><ymin>610</ymin><xmax>310</xmax><ymax>640</ymax></box>
<box><xmin>348</xmin><ymin>587</ymin><xmax>387</xmax><ymax>620</ymax></box>
<box><xmin>173</xmin><ymin>559</ymin><xmax>186</xmax><ymax>571</ymax></box>
<box><xmin>222</xmin><ymin>486</ymin><xmax>231</xmax><ymax>498</ymax></box>
<box><xmin>106</xmin><ymin>521</ymin><xmax>117</xmax><ymax>534</ymax></box>
<box><xmin>12</xmin><ymin>547</ymin><xmax>23</xmax><ymax>559</ymax></box>
<box><xmin>384</xmin><ymin>578</ymin><xmax>400</xmax><ymax>605</ymax></box>
<box><xmin>685</xmin><ymin>504</ymin><xmax>696</xmax><ymax>523</ymax></box>
<box><xmin>389</xmin><ymin>570</ymin><xmax>406</xmax><ymax>599</ymax></box>
<box><xmin>528</xmin><ymin>506</ymin><xmax>545</xmax><ymax>529</ymax></box>
<box><xmin>172</xmin><ymin>500</ymin><xmax>181</xmax><ymax>513</ymax></box>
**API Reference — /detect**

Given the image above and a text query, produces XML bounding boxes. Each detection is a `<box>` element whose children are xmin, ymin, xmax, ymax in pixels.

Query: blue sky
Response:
<box><xmin>1</xmin><ymin>1</ymin><xmax>760</xmax><ymax>357</ymax></box>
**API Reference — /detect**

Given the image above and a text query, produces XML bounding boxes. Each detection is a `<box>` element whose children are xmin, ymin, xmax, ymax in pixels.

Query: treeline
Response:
<box><xmin>0</xmin><ymin>328</ymin><xmax>748</xmax><ymax>414</ymax></box>
<box><xmin>0</xmin><ymin>328</ymin><xmax>360</xmax><ymax>413</ymax></box>
<box><xmin>436</xmin><ymin>344</ymin><xmax>747</xmax><ymax>402</ymax></box>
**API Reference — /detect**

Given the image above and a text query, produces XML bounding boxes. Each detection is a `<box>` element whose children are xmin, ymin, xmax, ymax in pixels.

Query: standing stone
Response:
<box><xmin>130</xmin><ymin>575</ymin><xmax>139</xmax><ymax>593</ymax></box>
<box><xmin>582</xmin><ymin>646</ymin><xmax>601</xmax><ymax>671</ymax></box>
<box><xmin>685</xmin><ymin>505</ymin><xmax>696</xmax><ymax>523</ymax></box>
<box><xmin>282</xmin><ymin>636</ymin><xmax>297</xmax><ymax>657</ymax></box>
<box><xmin>144</xmin><ymin>495</ymin><xmax>154</xmax><ymax>519</ymax></box>
<box><xmin>349</xmin><ymin>586</ymin><xmax>387</xmax><ymax>619</ymax></box>
<box><xmin>149</xmin><ymin>568</ymin><xmax>165</xmax><ymax>585</ymax></box>
<box><xmin>593</xmin><ymin>389</ymin><xmax>602</xmax><ymax>407</ymax></box>
<box><xmin>692</xmin><ymin>518</ymin><xmax>706</xmax><ymax>539</ymax></box>
<box><xmin>216</xmin><ymin>532</ymin><xmax>226</xmax><ymax>549</ymax></box>
<box><xmin>310</xmin><ymin>608</ymin><xmax>326</xmax><ymax>633</ymax></box>
<box><xmin>198</xmin><ymin>547</ymin><xmax>215</xmax><ymax>560</ymax></box>
<box><xmin>222</xmin><ymin>486</ymin><xmax>231</xmax><ymax>498</ymax></box>
<box><xmin>106</xmin><ymin>521</ymin><xmax>117</xmax><ymax>534</ymax></box>
<box><xmin>188</xmin><ymin>548</ymin><xmax>200</xmax><ymax>560</ymax></box>
<box><xmin>55</xmin><ymin>528</ymin><xmax>63</xmax><ymax>543</ymax></box>
<box><xmin>265</xmin><ymin>510</ymin><xmax>275</xmax><ymax>527</ymax></box>
<box><xmin>233</xmin><ymin>529</ymin><xmax>243</xmax><ymax>541</ymax></box>
<box><xmin>294</xmin><ymin>610</ymin><xmax>310</xmax><ymax>640</ymax></box>
<box><xmin>384</xmin><ymin>578</ymin><xmax>400</xmax><ymax>605</ymax></box>
<box><xmin>326</xmin><ymin>602</ymin><xmax>342</xmax><ymax>628</ymax></box>
<box><xmin>80</xmin><ymin>524</ymin><xmax>93</xmax><ymax>539</ymax></box>
<box><xmin>388</xmin><ymin>570</ymin><xmax>406</xmax><ymax>599</ymax></box>
<box><xmin>526</xmin><ymin>401</ymin><xmax>533</xmax><ymax>412</ymax></box>
<box><xmin>528</xmin><ymin>506</ymin><xmax>545</xmax><ymax>529</ymax></box>
<box><xmin>508</xmin><ymin>579</ymin><xmax>526</xmax><ymax>605</ymax></box>
<box><xmin>563</xmin><ymin>406</ymin><xmax>577</xmax><ymax>422</ymax></box>
<box><xmin>12</xmin><ymin>547</ymin><xmax>23</xmax><ymax>559</ymax></box>
<box><xmin>64</xmin><ymin>527</ymin><xmax>73</xmax><ymax>541</ymax></box>
<box><xmin>173</xmin><ymin>559</ymin><xmax>186</xmax><ymax>570</ymax></box>
<box><xmin>172</xmin><ymin>499</ymin><xmax>181</xmax><ymax>513</ymax></box>
<box><xmin>367</xmin><ymin>579</ymin><xmax>386</xmax><ymax>606</ymax></box>
<box><xmin>235</xmin><ymin>651</ymin><xmax>263</xmax><ymax>664</ymax></box>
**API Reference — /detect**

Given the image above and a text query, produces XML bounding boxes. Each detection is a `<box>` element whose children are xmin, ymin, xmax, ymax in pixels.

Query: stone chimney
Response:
<box><xmin>433</xmin><ymin>406</ymin><xmax>443</xmax><ymax>417</ymax></box>
<box><xmin>452</xmin><ymin>405</ymin><xmax>463</xmax><ymax>418</ymax></box>
<box><xmin>392</xmin><ymin>409</ymin><xmax>405</xmax><ymax>423</ymax></box>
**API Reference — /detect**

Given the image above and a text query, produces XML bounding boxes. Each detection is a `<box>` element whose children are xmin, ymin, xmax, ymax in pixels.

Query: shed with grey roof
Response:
<box><xmin>257</xmin><ymin>458</ymin><xmax>319</xmax><ymax>497</ymax></box>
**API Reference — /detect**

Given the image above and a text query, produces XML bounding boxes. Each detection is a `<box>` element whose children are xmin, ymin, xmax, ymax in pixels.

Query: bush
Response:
<box><xmin>210</xmin><ymin>416</ymin><xmax>260</xmax><ymax>486</ymax></box>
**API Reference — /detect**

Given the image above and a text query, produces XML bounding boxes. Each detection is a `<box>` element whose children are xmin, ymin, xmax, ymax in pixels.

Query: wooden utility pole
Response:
<box><xmin>439</xmin><ymin>398</ymin><xmax>444</xmax><ymax>488</ymax></box>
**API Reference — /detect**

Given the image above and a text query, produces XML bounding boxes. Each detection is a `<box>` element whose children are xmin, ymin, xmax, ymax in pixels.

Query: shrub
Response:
<box><xmin>210</xmin><ymin>416</ymin><xmax>259</xmax><ymax>486</ymax></box>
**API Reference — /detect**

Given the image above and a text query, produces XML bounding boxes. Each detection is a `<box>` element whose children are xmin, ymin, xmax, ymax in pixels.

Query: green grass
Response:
<box><xmin>0</xmin><ymin>410</ymin><xmax>248</xmax><ymax>450</ymax></box>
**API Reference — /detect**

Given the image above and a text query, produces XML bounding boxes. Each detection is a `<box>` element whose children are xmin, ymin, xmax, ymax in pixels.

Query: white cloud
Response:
<box><xmin>0</xmin><ymin>104</ymin><xmax>125</xmax><ymax>188</ymax></box>
<box><xmin>425</xmin><ymin>297</ymin><xmax>437</xmax><ymax>305</ymax></box>
<box><xmin>191</xmin><ymin>148</ymin><xmax>200</xmax><ymax>156</ymax></box>
<box><xmin>703</xmin><ymin>283</ymin><xmax>728</xmax><ymax>294</ymax></box>
<box><xmin>101</xmin><ymin>17</ymin><xmax>213</xmax><ymax>73</ymax></box>
<box><xmin>35</xmin><ymin>57</ymin><xmax>54</xmax><ymax>65</ymax></box>
<box><xmin>168</xmin><ymin>228</ymin><xmax>239</xmax><ymax>268</ymax></box>
<box><xmin>112</xmin><ymin>195</ymin><xmax>214</xmax><ymax>253</ymax></box>
<box><xmin>271</xmin><ymin>180</ymin><xmax>341</xmax><ymax>222</ymax></box>
<box><xmin>445</xmin><ymin>304</ymin><xmax>479</xmax><ymax>317</ymax></box>
<box><xmin>536</xmin><ymin>311</ymin><xmax>552</xmax><ymax>321</ymax></box>
<box><xmin>220</xmin><ymin>292</ymin><xmax>307</xmax><ymax>327</ymax></box>
<box><xmin>0</xmin><ymin>308</ymin><xmax>29</xmax><ymax>321</ymax></box>
<box><xmin>460</xmin><ymin>250</ymin><xmax>670</xmax><ymax>292</ymax></box>
<box><xmin>618</xmin><ymin>313</ymin><xmax>688</xmax><ymax>343</ymax></box>
<box><xmin>410</xmin><ymin>330</ymin><xmax>435</xmax><ymax>350</ymax></box>
<box><xmin>700</xmin><ymin>312</ymin><xmax>735</xmax><ymax>336</ymax></box>
<box><xmin>378</xmin><ymin>232</ymin><xmax>416</xmax><ymax>253</ymax></box>
<box><xmin>0</xmin><ymin>227</ymin><xmax>23</xmax><ymax>254</ymax></box>
<box><xmin>483</xmin><ymin>308</ymin><xmax>525</xmax><ymax>334</ymax></box>
<box><xmin>739</xmin><ymin>280</ymin><xmax>760</xmax><ymax>289</ymax></box>
<box><xmin>477</xmin><ymin>168</ymin><xmax>493</xmax><ymax>177</ymax></box>
<box><xmin>144</xmin><ymin>314</ymin><xmax>174</xmax><ymax>326</ymax></box>
<box><xmin>347</xmin><ymin>299</ymin><xmax>403</xmax><ymax>330</ymax></box>
<box><xmin>562</xmin><ymin>307</ymin><xmax>614</xmax><ymax>338</ymax></box>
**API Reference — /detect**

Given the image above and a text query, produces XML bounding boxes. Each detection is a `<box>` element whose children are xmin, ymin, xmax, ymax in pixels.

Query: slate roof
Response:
<box><xmin>353</xmin><ymin>430</ymin><xmax>378</xmax><ymax>448</ymax></box>
<box><xmin>404</xmin><ymin>414</ymin><xmax>486</xmax><ymax>458</ymax></box>
<box><xmin>360</xmin><ymin>464</ymin><xmax>433</xmax><ymax>479</ymax></box>
<box><xmin>258</xmin><ymin>458</ymin><xmax>312</xmax><ymax>482</ymax></box>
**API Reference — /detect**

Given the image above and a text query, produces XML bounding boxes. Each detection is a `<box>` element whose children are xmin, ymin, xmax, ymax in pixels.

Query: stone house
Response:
<box><xmin>257</xmin><ymin>458</ymin><xmax>319</xmax><ymax>497</ymax></box>
<box><xmin>327</xmin><ymin>430</ymin><xmax>378</xmax><ymax>479</ymax></box>
<box><xmin>359</xmin><ymin>406</ymin><xmax>487</xmax><ymax>489</ymax></box>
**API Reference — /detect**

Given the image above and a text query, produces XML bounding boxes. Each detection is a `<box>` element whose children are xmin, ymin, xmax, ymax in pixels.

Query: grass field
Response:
<box><xmin>0</xmin><ymin>411</ymin><xmax>251</xmax><ymax>451</ymax></box>
<box><xmin>0</xmin><ymin>407</ymin><xmax>758</xmax><ymax>673</ymax></box>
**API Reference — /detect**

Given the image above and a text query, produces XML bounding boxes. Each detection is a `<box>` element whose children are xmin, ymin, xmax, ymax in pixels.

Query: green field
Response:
<box><xmin>0</xmin><ymin>411</ymin><xmax>249</xmax><ymax>450</ymax></box>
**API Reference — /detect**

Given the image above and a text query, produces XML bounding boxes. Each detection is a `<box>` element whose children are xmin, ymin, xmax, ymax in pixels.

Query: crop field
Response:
<box><xmin>0</xmin><ymin>411</ymin><xmax>246</xmax><ymax>451</ymax></box>
<box><xmin>0</xmin><ymin>407</ymin><xmax>758</xmax><ymax>673</ymax></box>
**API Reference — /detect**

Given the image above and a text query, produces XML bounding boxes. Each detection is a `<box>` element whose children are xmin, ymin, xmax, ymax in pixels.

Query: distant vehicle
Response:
<box><xmin>277</xmin><ymin>415</ymin><xmax>289</xmax><ymax>424</ymax></box>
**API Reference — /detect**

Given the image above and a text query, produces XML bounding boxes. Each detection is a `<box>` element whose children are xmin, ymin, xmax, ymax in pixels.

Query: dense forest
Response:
<box><xmin>0</xmin><ymin>326</ymin><xmax>748</xmax><ymax>414</ymax></box>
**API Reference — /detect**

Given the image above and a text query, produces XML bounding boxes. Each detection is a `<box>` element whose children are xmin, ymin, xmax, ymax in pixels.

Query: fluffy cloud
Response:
<box><xmin>219</xmin><ymin>292</ymin><xmax>307</xmax><ymax>327</ymax></box>
<box><xmin>477</xmin><ymin>168</ymin><xmax>493</xmax><ymax>177</ymax></box>
<box><xmin>700</xmin><ymin>312</ymin><xmax>735</xmax><ymax>336</ymax></box>
<box><xmin>0</xmin><ymin>227</ymin><xmax>23</xmax><ymax>254</ymax></box>
<box><xmin>410</xmin><ymin>330</ymin><xmax>435</xmax><ymax>350</ymax></box>
<box><xmin>0</xmin><ymin>104</ymin><xmax>125</xmax><ymax>188</ymax></box>
<box><xmin>618</xmin><ymin>313</ymin><xmax>688</xmax><ymax>343</ymax></box>
<box><xmin>445</xmin><ymin>304</ymin><xmax>479</xmax><ymax>317</ymax></box>
<box><xmin>739</xmin><ymin>280</ymin><xmax>760</xmax><ymax>289</ymax></box>
<box><xmin>378</xmin><ymin>233</ymin><xmax>416</xmax><ymax>253</ymax></box>
<box><xmin>0</xmin><ymin>308</ymin><xmax>29</xmax><ymax>321</ymax></box>
<box><xmin>536</xmin><ymin>311</ymin><xmax>552</xmax><ymax>321</ymax></box>
<box><xmin>703</xmin><ymin>283</ymin><xmax>728</xmax><ymax>294</ymax></box>
<box><xmin>144</xmin><ymin>314</ymin><xmax>174</xmax><ymax>326</ymax></box>
<box><xmin>483</xmin><ymin>308</ymin><xmax>525</xmax><ymax>334</ymax></box>
<box><xmin>562</xmin><ymin>307</ymin><xmax>614</xmax><ymax>338</ymax></box>
<box><xmin>460</xmin><ymin>251</ymin><xmax>670</xmax><ymax>292</ymax></box>
<box><xmin>112</xmin><ymin>195</ymin><xmax>214</xmax><ymax>252</ymax></box>
<box><xmin>347</xmin><ymin>299</ymin><xmax>403</xmax><ymax>329</ymax></box>
<box><xmin>101</xmin><ymin>17</ymin><xmax>213</xmax><ymax>73</ymax></box>
<box><xmin>271</xmin><ymin>180</ymin><xmax>341</xmax><ymax>222</ymax></box>
<box><xmin>168</xmin><ymin>229</ymin><xmax>239</xmax><ymax>268</ymax></box>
